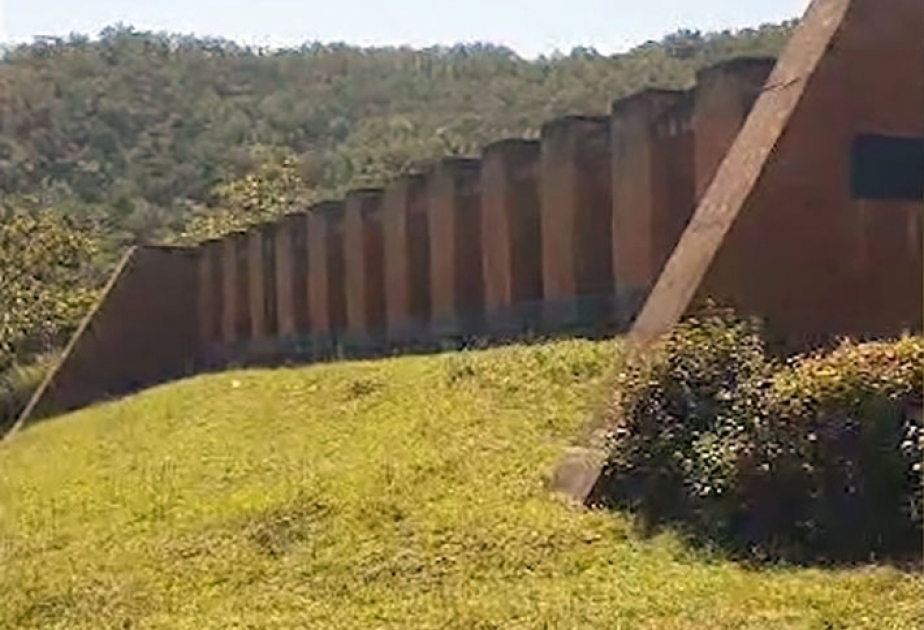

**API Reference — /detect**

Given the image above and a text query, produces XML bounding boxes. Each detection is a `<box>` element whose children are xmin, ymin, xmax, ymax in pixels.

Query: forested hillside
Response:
<box><xmin>1</xmin><ymin>23</ymin><xmax>794</xmax><ymax>242</ymax></box>
<box><xmin>0</xmin><ymin>21</ymin><xmax>795</xmax><ymax>412</ymax></box>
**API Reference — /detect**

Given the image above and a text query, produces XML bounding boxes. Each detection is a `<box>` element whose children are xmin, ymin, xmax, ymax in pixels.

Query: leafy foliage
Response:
<box><xmin>178</xmin><ymin>150</ymin><xmax>315</xmax><ymax>242</ymax></box>
<box><xmin>0</xmin><ymin>206</ymin><xmax>101</xmax><ymax>370</ymax></box>
<box><xmin>601</xmin><ymin>308</ymin><xmax>923</xmax><ymax>564</ymax></box>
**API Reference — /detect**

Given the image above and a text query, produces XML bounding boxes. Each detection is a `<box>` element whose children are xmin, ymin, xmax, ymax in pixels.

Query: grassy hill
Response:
<box><xmin>0</xmin><ymin>339</ymin><xmax>919</xmax><ymax>629</ymax></box>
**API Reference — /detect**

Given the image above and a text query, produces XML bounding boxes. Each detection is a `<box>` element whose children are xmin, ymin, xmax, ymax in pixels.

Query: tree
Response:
<box><xmin>177</xmin><ymin>148</ymin><xmax>314</xmax><ymax>243</ymax></box>
<box><xmin>0</xmin><ymin>205</ymin><xmax>101</xmax><ymax>369</ymax></box>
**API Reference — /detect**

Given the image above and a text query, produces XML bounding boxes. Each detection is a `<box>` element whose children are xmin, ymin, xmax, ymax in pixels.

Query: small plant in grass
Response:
<box><xmin>601</xmin><ymin>306</ymin><xmax>923</xmax><ymax>565</ymax></box>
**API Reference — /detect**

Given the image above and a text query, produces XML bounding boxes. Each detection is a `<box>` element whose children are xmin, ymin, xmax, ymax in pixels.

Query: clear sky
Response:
<box><xmin>3</xmin><ymin>0</ymin><xmax>810</xmax><ymax>58</ymax></box>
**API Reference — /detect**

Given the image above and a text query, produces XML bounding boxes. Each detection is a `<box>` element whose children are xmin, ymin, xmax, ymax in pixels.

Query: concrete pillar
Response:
<box><xmin>344</xmin><ymin>189</ymin><xmax>387</xmax><ymax>353</ymax></box>
<box><xmin>427</xmin><ymin>157</ymin><xmax>483</xmax><ymax>338</ymax></box>
<box><xmin>611</xmin><ymin>89</ymin><xmax>693</xmax><ymax>327</ymax></box>
<box><xmin>221</xmin><ymin>232</ymin><xmax>250</xmax><ymax>346</ymax></box>
<box><xmin>693</xmin><ymin>57</ymin><xmax>776</xmax><ymax>199</ymax></box>
<box><xmin>383</xmin><ymin>174</ymin><xmax>431</xmax><ymax>345</ymax></box>
<box><xmin>481</xmin><ymin>139</ymin><xmax>542</xmax><ymax>335</ymax></box>
<box><xmin>307</xmin><ymin>201</ymin><xmax>347</xmax><ymax>355</ymax></box>
<box><xmin>540</xmin><ymin>115</ymin><xmax>613</xmax><ymax>332</ymax></box>
<box><xmin>260</xmin><ymin>223</ymin><xmax>278</xmax><ymax>341</ymax></box>
<box><xmin>274</xmin><ymin>215</ymin><xmax>297</xmax><ymax>339</ymax></box>
<box><xmin>197</xmin><ymin>239</ymin><xmax>223</xmax><ymax>352</ymax></box>
<box><xmin>270</xmin><ymin>211</ymin><xmax>312</xmax><ymax>359</ymax></box>
<box><xmin>247</xmin><ymin>226</ymin><xmax>268</xmax><ymax>343</ymax></box>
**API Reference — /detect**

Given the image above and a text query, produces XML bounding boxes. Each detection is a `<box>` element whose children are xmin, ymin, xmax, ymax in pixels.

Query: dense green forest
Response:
<box><xmin>0</xmin><ymin>21</ymin><xmax>795</xmax><ymax>403</ymax></box>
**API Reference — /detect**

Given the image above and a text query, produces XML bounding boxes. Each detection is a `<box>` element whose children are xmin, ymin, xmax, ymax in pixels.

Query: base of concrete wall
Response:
<box><xmin>541</xmin><ymin>294</ymin><xmax>618</xmax><ymax>337</ymax></box>
<box><xmin>386</xmin><ymin>320</ymin><xmax>436</xmax><ymax>348</ymax></box>
<box><xmin>484</xmin><ymin>301</ymin><xmax>545</xmax><ymax>338</ymax></box>
<box><xmin>340</xmin><ymin>329</ymin><xmax>390</xmax><ymax>359</ymax></box>
<box><xmin>613</xmin><ymin>286</ymin><xmax>651</xmax><ymax>330</ymax></box>
<box><xmin>431</xmin><ymin>313</ymin><xmax>485</xmax><ymax>342</ymax></box>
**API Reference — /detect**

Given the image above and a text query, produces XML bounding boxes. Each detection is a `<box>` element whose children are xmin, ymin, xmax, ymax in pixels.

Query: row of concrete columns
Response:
<box><xmin>196</xmin><ymin>57</ymin><xmax>776</xmax><ymax>359</ymax></box>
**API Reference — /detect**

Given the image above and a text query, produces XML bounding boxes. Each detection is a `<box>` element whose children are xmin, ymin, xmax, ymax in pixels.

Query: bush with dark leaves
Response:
<box><xmin>602</xmin><ymin>308</ymin><xmax>922</xmax><ymax>564</ymax></box>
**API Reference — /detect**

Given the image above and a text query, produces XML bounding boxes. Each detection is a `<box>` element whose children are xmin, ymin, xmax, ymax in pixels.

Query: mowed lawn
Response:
<box><xmin>0</xmin><ymin>339</ymin><xmax>919</xmax><ymax>629</ymax></box>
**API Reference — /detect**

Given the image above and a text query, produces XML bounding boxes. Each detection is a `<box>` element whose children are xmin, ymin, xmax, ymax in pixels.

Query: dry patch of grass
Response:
<box><xmin>1</xmin><ymin>339</ymin><xmax>919</xmax><ymax>629</ymax></box>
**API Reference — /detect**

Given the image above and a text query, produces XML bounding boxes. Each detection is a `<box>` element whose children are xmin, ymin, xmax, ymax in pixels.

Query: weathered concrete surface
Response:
<box><xmin>197</xmin><ymin>238</ymin><xmax>223</xmax><ymax>350</ymax></box>
<box><xmin>427</xmin><ymin>158</ymin><xmax>484</xmax><ymax>337</ymax></box>
<box><xmin>692</xmin><ymin>57</ymin><xmax>777</xmax><ymax>200</ymax></box>
<box><xmin>307</xmin><ymin>202</ymin><xmax>348</xmax><ymax>353</ymax></box>
<box><xmin>9</xmin><ymin>247</ymin><xmax>200</xmax><ymax>438</ymax></box>
<box><xmin>557</xmin><ymin>0</ymin><xmax>924</xmax><ymax>505</ymax></box>
<box><xmin>610</xmin><ymin>90</ymin><xmax>692</xmax><ymax>327</ymax></box>
<box><xmin>383</xmin><ymin>174</ymin><xmax>431</xmax><ymax>344</ymax></box>
<box><xmin>344</xmin><ymin>189</ymin><xmax>387</xmax><ymax>350</ymax></box>
<box><xmin>540</xmin><ymin>115</ymin><xmax>613</xmax><ymax>331</ymax></box>
<box><xmin>481</xmin><ymin>139</ymin><xmax>543</xmax><ymax>334</ymax></box>
<box><xmin>634</xmin><ymin>0</ymin><xmax>923</xmax><ymax>350</ymax></box>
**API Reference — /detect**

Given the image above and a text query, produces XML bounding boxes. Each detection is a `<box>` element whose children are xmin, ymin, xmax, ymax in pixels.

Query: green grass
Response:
<box><xmin>0</xmin><ymin>339</ymin><xmax>920</xmax><ymax>629</ymax></box>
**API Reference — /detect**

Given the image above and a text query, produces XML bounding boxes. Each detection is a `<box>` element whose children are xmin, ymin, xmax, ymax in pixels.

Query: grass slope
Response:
<box><xmin>0</xmin><ymin>340</ymin><xmax>920</xmax><ymax>629</ymax></box>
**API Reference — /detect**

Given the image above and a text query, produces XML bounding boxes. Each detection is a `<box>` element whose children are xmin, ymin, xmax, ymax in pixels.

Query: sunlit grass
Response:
<box><xmin>1</xmin><ymin>339</ymin><xmax>919</xmax><ymax>629</ymax></box>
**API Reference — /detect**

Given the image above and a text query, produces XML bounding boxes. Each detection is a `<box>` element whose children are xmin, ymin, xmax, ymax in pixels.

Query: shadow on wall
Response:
<box><xmin>5</xmin><ymin>246</ymin><xmax>200</xmax><ymax>440</ymax></box>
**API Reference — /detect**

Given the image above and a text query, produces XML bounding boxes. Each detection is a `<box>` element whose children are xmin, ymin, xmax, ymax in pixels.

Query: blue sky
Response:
<box><xmin>3</xmin><ymin>0</ymin><xmax>810</xmax><ymax>58</ymax></box>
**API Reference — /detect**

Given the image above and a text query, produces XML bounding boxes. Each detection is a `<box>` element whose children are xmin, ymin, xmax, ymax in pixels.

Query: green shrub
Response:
<box><xmin>601</xmin><ymin>308</ymin><xmax>922</xmax><ymax>564</ymax></box>
<box><xmin>747</xmin><ymin>337</ymin><xmax>923</xmax><ymax>561</ymax></box>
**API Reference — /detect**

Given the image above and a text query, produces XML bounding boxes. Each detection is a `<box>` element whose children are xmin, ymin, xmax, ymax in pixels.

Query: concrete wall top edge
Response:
<box><xmin>139</xmin><ymin>243</ymin><xmax>197</xmax><ymax>251</ymax></box>
<box><xmin>695</xmin><ymin>56</ymin><xmax>778</xmax><ymax>83</ymax></box>
<box><xmin>438</xmin><ymin>156</ymin><xmax>482</xmax><ymax>172</ymax></box>
<box><xmin>653</xmin><ymin>91</ymin><xmax>697</xmax><ymax>135</ymax></box>
<box><xmin>541</xmin><ymin>114</ymin><xmax>610</xmax><ymax>135</ymax></box>
<box><xmin>311</xmin><ymin>200</ymin><xmax>346</xmax><ymax>217</ymax></box>
<box><xmin>401</xmin><ymin>172</ymin><xmax>427</xmax><ymax>184</ymax></box>
<box><xmin>280</xmin><ymin>210</ymin><xmax>310</xmax><ymax>224</ymax></box>
<box><xmin>611</xmin><ymin>88</ymin><xmax>689</xmax><ymax>115</ymax></box>
<box><xmin>382</xmin><ymin>173</ymin><xmax>426</xmax><ymax>197</ymax></box>
<box><xmin>345</xmin><ymin>187</ymin><xmax>386</xmax><ymax>200</ymax></box>
<box><xmin>483</xmin><ymin>138</ymin><xmax>541</xmax><ymax>155</ymax></box>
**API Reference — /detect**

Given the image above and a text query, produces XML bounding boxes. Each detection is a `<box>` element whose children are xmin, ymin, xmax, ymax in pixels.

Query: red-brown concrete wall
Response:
<box><xmin>699</xmin><ymin>0</ymin><xmax>924</xmax><ymax>346</ymax></box>
<box><xmin>652</xmin><ymin>101</ymin><xmax>697</xmax><ymax>296</ymax></box>
<box><xmin>291</xmin><ymin>213</ymin><xmax>311</xmax><ymax>336</ymax></box>
<box><xmin>21</xmin><ymin>247</ymin><xmax>200</xmax><ymax>421</ymax></box>
<box><xmin>261</xmin><ymin>224</ymin><xmax>279</xmax><ymax>339</ymax></box>
<box><xmin>248</xmin><ymin>228</ymin><xmax>268</xmax><ymax>341</ymax></box>
<box><xmin>693</xmin><ymin>58</ymin><xmax>777</xmax><ymax>200</ymax></box>
<box><xmin>611</xmin><ymin>90</ymin><xmax>692</xmax><ymax>323</ymax></box>
<box><xmin>481</xmin><ymin>139</ymin><xmax>543</xmax><ymax>330</ymax></box>
<box><xmin>274</xmin><ymin>216</ymin><xmax>296</xmax><ymax>338</ymax></box>
<box><xmin>383</xmin><ymin>174</ymin><xmax>431</xmax><ymax>342</ymax></box>
<box><xmin>197</xmin><ymin>239</ymin><xmax>223</xmax><ymax>350</ymax></box>
<box><xmin>540</xmin><ymin>115</ymin><xmax>613</xmax><ymax>328</ymax></box>
<box><xmin>219</xmin><ymin>232</ymin><xmax>251</xmax><ymax>346</ymax></box>
<box><xmin>344</xmin><ymin>189</ymin><xmax>387</xmax><ymax>341</ymax></box>
<box><xmin>307</xmin><ymin>202</ymin><xmax>348</xmax><ymax>341</ymax></box>
<box><xmin>272</xmin><ymin>212</ymin><xmax>311</xmax><ymax>340</ymax></box>
<box><xmin>427</xmin><ymin>158</ymin><xmax>484</xmax><ymax>335</ymax></box>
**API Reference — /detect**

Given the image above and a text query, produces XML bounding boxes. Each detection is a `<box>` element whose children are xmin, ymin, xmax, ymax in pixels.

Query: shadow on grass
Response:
<box><xmin>4</xmin><ymin>321</ymin><xmax>625</xmax><ymax>442</ymax></box>
<box><xmin>587</xmin><ymin>466</ymin><xmax>923</xmax><ymax>572</ymax></box>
